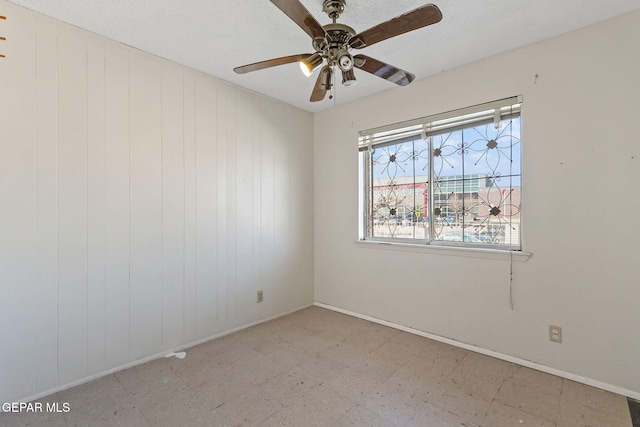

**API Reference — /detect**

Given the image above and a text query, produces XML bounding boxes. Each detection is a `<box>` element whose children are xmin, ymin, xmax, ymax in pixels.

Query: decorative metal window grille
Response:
<box><xmin>359</xmin><ymin>97</ymin><xmax>522</xmax><ymax>250</ymax></box>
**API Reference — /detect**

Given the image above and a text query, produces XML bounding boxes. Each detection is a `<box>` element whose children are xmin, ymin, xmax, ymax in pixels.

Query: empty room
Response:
<box><xmin>1</xmin><ymin>0</ymin><xmax>639</xmax><ymax>426</ymax></box>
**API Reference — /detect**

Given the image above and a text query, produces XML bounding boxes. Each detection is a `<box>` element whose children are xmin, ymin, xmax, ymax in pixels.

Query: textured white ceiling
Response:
<box><xmin>7</xmin><ymin>0</ymin><xmax>640</xmax><ymax>112</ymax></box>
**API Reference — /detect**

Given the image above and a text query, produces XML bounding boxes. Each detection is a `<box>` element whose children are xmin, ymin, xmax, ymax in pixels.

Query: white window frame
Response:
<box><xmin>358</xmin><ymin>96</ymin><xmax>523</xmax><ymax>251</ymax></box>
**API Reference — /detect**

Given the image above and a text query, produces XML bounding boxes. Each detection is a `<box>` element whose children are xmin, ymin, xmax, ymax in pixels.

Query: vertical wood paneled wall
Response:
<box><xmin>0</xmin><ymin>2</ymin><xmax>314</xmax><ymax>402</ymax></box>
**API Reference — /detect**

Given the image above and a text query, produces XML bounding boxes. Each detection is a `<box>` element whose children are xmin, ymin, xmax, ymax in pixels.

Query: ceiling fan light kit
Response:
<box><xmin>300</xmin><ymin>52</ymin><xmax>324</xmax><ymax>77</ymax></box>
<box><xmin>234</xmin><ymin>0</ymin><xmax>442</xmax><ymax>102</ymax></box>
<box><xmin>320</xmin><ymin>66</ymin><xmax>333</xmax><ymax>91</ymax></box>
<box><xmin>341</xmin><ymin>68</ymin><xmax>357</xmax><ymax>86</ymax></box>
<box><xmin>336</xmin><ymin>48</ymin><xmax>353</xmax><ymax>71</ymax></box>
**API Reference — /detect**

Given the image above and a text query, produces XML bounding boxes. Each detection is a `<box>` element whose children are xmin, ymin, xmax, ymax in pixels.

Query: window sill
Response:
<box><xmin>355</xmin><ymin>239</ymin><xmax>531</xmax><ymax>262</ymax></box>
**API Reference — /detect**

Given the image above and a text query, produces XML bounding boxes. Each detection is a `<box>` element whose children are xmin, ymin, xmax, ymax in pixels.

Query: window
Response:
<box><xmin>359</xmin><ymin>97</ymin><xmax>522</xmax><ymax>250</ymax></box>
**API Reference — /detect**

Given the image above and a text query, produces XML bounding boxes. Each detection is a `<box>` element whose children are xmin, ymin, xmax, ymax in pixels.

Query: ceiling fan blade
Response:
<box><xmin>234</xmin><ymin>53</ymin><xmax>314</xmax><ymax>74</ymax></box>
<box><xmin>310</xmin><ymin>66</ymin><xmax>330</xmax><ymax>102</ymax></box>
<box><xmin>349</xmin><ymin>4</ymin><xmax>442</xmax><ymax>49</ymax></box>
<box><xmin>269</xmin><ymin>0</ymin><xmax>326</xmax><ymax>40</ymax></box>
<box><xmin>354</xmin><ymin>54</ymin><xmax>415</xmax><ymax>86</ymax></box>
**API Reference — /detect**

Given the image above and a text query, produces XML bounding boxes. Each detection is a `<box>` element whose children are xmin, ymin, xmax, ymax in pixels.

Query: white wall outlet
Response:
<box><xmin>549</xmin><ymin>325</ymin><xmax>562</xmax><ymax>343</ymax></box>
<box><xmin>257</xmin><ymin>290</ymin><xmax>264</xmax><ymax>303</ymax></box>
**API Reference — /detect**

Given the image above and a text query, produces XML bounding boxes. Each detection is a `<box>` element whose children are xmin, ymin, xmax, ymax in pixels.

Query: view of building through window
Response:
<box><xmin>361</xmin><ymin>100</ymin><xmax>521</xmax><ymax>249</ymax></box>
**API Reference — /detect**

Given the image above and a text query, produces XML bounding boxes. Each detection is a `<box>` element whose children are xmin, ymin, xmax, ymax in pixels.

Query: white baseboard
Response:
<box><xmin>314</xmin><ymin>301</ymin><xmax>640</xmax><ymax>401</ymax></box>
<box><xmin>16</xmin><ymin>304</ymin><xmax>313</xmax><ymax>405</ymax></box>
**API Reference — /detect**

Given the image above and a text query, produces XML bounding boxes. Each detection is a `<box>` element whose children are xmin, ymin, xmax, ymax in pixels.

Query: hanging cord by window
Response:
<box><xmin>509</xmin><ymin>250</ymin><xmax>514</xmax><ymax>310</ymax></box>
<box><xmin>0</xmin><ymin>15</ymin><xmax>6</xmax><ymax>59</ymax></box>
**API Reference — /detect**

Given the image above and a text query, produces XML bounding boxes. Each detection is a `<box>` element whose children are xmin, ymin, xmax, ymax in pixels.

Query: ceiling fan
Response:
<box><xmin>233</xmin><ymin>0</ymin><xmax>442</xmax><ymax>102</ymax></box>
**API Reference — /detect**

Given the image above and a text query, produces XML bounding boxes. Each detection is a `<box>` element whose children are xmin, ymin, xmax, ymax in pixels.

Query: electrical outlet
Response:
<box><xmin>257</xmin><ymin>290</ymin><xmax>264</xmax><ymax>303</ymax></box>
<box><xmin>549</xmin><ymin>325</ymin><xmax>562</xmax><ymax>343</ymax></box>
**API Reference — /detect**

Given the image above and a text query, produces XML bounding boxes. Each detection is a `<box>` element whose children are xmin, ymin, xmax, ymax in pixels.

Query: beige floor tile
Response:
<box><xmin>176</xmin><ymin>341</ymin><xmax>228</xmax><ymax>365</ymax></box>
<box><xmin>289</xmin><ymin>383</ymin><xmax>357</xmax><ymax>422</ymax></box>
<box><xmin>561</xmin><ymin>379</ymin><xmax>631</xmax><ymax>417</ymax></box>
<box><xmin>214</xmin><ymin>387</ymin><xmax>283</xmax><ymax>426</ymax></box>
<box><xmin>190</xmin><ymin>367</ymin><xmax>256</xmax><ymax>411</ymax></box>
<box><xmin>232</xmin><ymin>322</ymin><xmax>291</xmax><ymax>353</ymax></box>
<box><xmin>115</xmin><ymin>358</ymin><xmax>184</xmax><ymax>395</ymax></box>
<box><xmin>494</xmin><ymin>384</ymin><xmax>559</xmax><ymax>423</ymax></box>
<box><xmin>484</xmin><ymin>401</ymin><xmax>556</xmax><ymax>426</ymax></box>
<box><xmin>260</xmin><ymin>341</ymin><xmax>314</xmax><ymax>369</ymax></box>
<box><xmin>176</xmin><ymin>343</ymin><xmax>282</xmax><ymax>389</ymax></box>
<box><xmin>135</xmin><ymin>386</ymin><xmax>209</xmax><ymax>427</ymax></box>
<box><xmin>287</xmin><ymin>329</ymin><xmax>343</xmax><ymax>355</ymax></box>
<box><xmin>262</xmin><ymin>405</ymin><xmax>337</xmax><ymax>427</ymax></box>
<box><xmin>343</xmin><ymin>324</ymin><xmax>401</xmax><ymax>353</ymax></box>
<box><xmin>380</xmin><ymin>366</ymin><xmax>440</xmax><ymax>406</ymax></box>
<box><xmin>404</xmin><ymin>352</ymin><xmax>460</xmax><ymax>384</ymax></box>
<box><xmin>224</xmin><ymin>345</ymin><xmax>289</xmax><ymax>384</ymax></box>
<box><xmin>195</xmin><ymin>332</ymin><xmax>248</xmax><ymax>357</ymax></box>
<box><xmin>423</xmin><ymin>339</ymin><xmax>470</xmax><ymax>363</ymax></box>
<box><xmin>279</xmin><ymin>307</ymin><xmax>350</xmax><ymax>335</ymax></box>
<box><xmin>320</xmin><ymin>342</ymin><xmax>401</xmax><ymax>382</ymax></box>
<box><xmin>494</xmin><ymin>367</ymin><xmax>562</xmax><ymax>423</ymax></box>
<box><xmin>371</xmin><ymin>331</ymin><xmax>430</xmax><ymax>365</ymax></box>
<box><xmin>65</xmin><ymin>403</ymin><xmax>150</xmax><ymax>427</ymax></box>
<box><xmin>390</xmin><ymin>331</ymin><xmax>433</xmax><ymax>353</ymax></box>
<box><xmin>321</xmin><ymin>364</ymin><xmax>384</xmax><ymax>403</ymax></box>
<box><xmin>0</xmin><ymin>415</ymin><xmax>67</xmax><ymax>427</ymax></box>
<box><xmin>334</xmin><ymin>404</ymin><xmax>399</xmax><ymax>427</ymax></box>
<box><xmin>297</xmin><ymin>352</ymin><xmax>349</xmax><ymax>382</ymax></box>
<box><xmin>165</xmin><ymin>356</ymin><xmax>220</xmax><ymax>389</ymax></box>
<box><xmin>361</xmin><ymin>384</ymin><xmax>420</xmax><ymax>425</ymax></box>
<box><xmin>557</xmin><ymin>398</ymin><xmax>632</xmax><ymax>427</ymax></box>
<box><xmin>128</xmin><ymin>374</ymin><xmax>190</xmax><ymax>411</ymax></box>
<box><xmin>205</xmin><ymin>342</ymin><xmax>264</xmax><ymax>372</ymax></box>
<box><xmin>259</xmin><ymin>366</ymin><xmax>319</xmax><ymax>406</ymax></box>
<box><xmin>58</xmin><ymin>374</ymin><xmax>135</xmax><ymax>423</ymax></box>
<box><xmin>445</xmin><ymin>352</ymin><xmax>516</xmax><ymax>401</ymax></box>
<box><xmin>428</xmin><ymin>380</ymin><xmax>493</xmax><ymax>425</ymax></box>
<box><xmin>511</xmin><ymin>366</ymin><xmax>563</xmax><ymax>393</ymax></box>
<box><xmin>311</xmin><ymin>314</ymin><xmax>372</xmax><ymax>342</ymax></box>
<box><xmin>406</xmin><ymin>401</ymin><xmax>481</xmax><ymax>427</ymax></box>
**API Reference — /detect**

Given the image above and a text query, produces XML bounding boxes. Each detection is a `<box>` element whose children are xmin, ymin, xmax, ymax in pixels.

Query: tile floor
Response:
<box><xmin>0</xmin><ymin>306</ymin><xmax>634</xmax><ymax>426</ymax></box>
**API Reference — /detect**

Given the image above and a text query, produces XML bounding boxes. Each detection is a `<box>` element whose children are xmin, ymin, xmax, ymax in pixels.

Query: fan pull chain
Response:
<box><xmin>328</xmin><ymin>65</ymin><xmax>336</xmax><ymax>103</ymax></box>
<box><xmin>333</xmin><ymin>66</ymin><xmax>337</xmax><ymax>107</ymax></box>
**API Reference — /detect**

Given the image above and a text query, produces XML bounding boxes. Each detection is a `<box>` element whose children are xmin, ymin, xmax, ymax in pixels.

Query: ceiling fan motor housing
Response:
<box><xmin>320</xmin><ymin>23</ymin><xmax>356</xmax><ymax>70</ymax></box>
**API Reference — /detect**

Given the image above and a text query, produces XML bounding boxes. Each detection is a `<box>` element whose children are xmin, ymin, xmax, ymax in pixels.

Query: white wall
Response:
<box><xmin>0</xmin><ymin>1</ymin><xmax>314</xmax><ymax>403</ymax></box>
<box><xmin>314</xmin><ymin>10</ymin><xmax>640</xmax><ymax>396</ymax></box>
